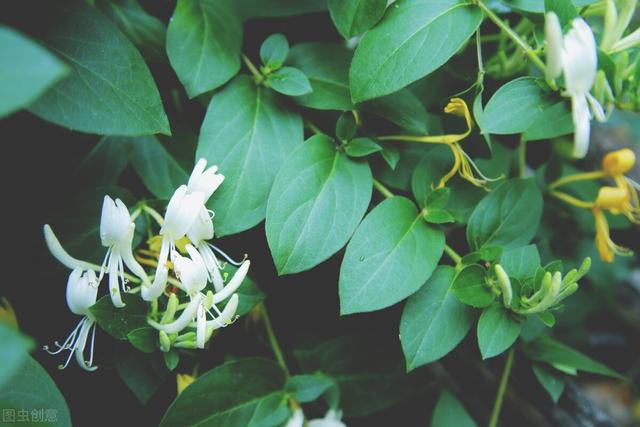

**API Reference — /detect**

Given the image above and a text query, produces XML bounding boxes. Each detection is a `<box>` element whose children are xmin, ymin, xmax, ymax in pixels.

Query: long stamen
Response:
<box><xmin>43</xmin><ymin>318</ymin><xmax>84</xmax><ymax>354</ymax></box>
<box><xmin>207</xmin><ymin>243</ymin><xmax>246</xmax><ymax>266</ymax></box>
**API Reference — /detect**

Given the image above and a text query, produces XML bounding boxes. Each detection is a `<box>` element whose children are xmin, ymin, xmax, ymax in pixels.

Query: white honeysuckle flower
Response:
<box><xmin>44</xmin><ymin>269</ymin><xmax>99</xmax><ymax>371</ymax></box>
<box><xmin>308</xmin><ymin>409</ymin><xmax>347</xmax><ymax>427</ymax></box>
<box><xmin>285</xmin><ymin>408</ymin><xmax>304</xmax><ymax>427</ymax></box>
<box><xmin>99</xmin><ymin>196</ymin><xmax>149</xmax><ymax>308</ymax></box>
<box><xmin>149</xmin><ymin>293</ymin><xmax>204</xmax><ymax>334</ymax></box>
<box><xmin>544</xmin><ymin>12</ymin><xmax>563</xmax><ymax>81</ymax></box>
<box><xmin>187</xmin><ymin>158</ymin><xmax>224</xmax><ymax>203</ymax></box>
<box><xmin>211</xmin><ymin>260</ymin><xmax>250</xmax><ymax>304</ymax></box>
<box><xmin>544</xmin><ymin>13</ymin><xmax>604</xmax><ymax>158</ymax></box>
<box><xmin>147</xmin><ymin>185</ymin><xmax>205</xmax><ymax>301</ymax></box>
<box><xmin>44</xmin><ymin>225</ymin><xmax>97</xmax><ymax>272</ymax></box>
<box><xmin>173</xmin><ymin>245</ymin><xmax>208</xmax><ymax>296</ymax></box>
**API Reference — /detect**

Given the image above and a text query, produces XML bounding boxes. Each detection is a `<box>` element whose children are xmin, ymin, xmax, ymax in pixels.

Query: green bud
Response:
<box><xmin>159</xmin><ymin>330</ymin><xmax>171</xmax><ymax>352</ymax></box>
<box><xmin>161</xmin><ymin>294</ymin><xmax>179</xmax><ymax>324</ymax></box>
<box><xmin>173</xmin><ymin>340</ymin><xmax>198</xmax><ymax>349</ymax></box>
<box><xmin>176</xmin><ymin>332</ymin><xmax>196</xmax><ymax>342</ymax></box>
<box><xmin>494</xmin><ymin>264</ymin><xmax>513</xmax><ymax>307</ymax></box>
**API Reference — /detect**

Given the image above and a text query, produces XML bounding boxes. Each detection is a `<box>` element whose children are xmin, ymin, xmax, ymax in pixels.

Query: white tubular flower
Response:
<box><xmin>285</xmin><ymin>408</ymin><xmax>304</xmax><ymax>427</ymax></box>
<box><xmin>99</xmin><ymin>196</ymin><xmax>149</xmax><ymax>308</ymax></box>
<box><xmin>212</xmin><ymin>260</ymin><xmax>250</xmax><ymax>304</ymax></box>
<box><xmin>173</xmin><ymin>245</ymin><xmax>208</xmax><ymax>296</ymax></box>
<box><xmin>571</xmin><ymin>95</ymin><xmax>591</xmax><ymax>159</ymax></box>
<box><xmin>544</xmin><ymin>12</ymin><xmax>563</xmax><ymax>81</ymax></box>
<box><xmin>562</xmin><ymin>19</ymin><xmax>597</xmax><ymax>97</ymax></box>
<box><xmin>44</xmin><ymin>269</ymin><xmax>99</xmax><ymax>372</ymax></box>
<box><xmin>44</xmin><ymin>225</ymin><xmax>96</xmax><ymax>272</ymax></box>
<box><xmin>148</xmin><ymin>293</ymin><xmax>204</xmax><ymax>334</ymax></box>
<box><xmin>308</xmin><ymin>409</ymin><xmax>347</xmax><ymax>427</ymax></box>
<box><xmin>204</xmin><ymin>293</ymin><xmax>239</xmax><ymax>330</ymax></box>
<box><xmin>187</xmin><ymin>158</ymin><xmax>224</xmax><ymax>204</ymax></box>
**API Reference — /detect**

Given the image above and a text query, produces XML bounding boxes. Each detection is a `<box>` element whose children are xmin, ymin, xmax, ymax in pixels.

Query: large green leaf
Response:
<box><xmin>362</xmin><ymin>88</ymin><xmax>431</xmax><ymax>133</ymax></box>
<box><xmin>0</xmin><ymin>26</ymin><xmax>68</xmax><ymax>118</ymax></box>
<box><xmin>499</xmin><ymin>245</ymin><xmax>541</xmax><ymax>281</ymax></box>
<box><xmin>129</xmin><ymin>136</ymin><xmax>189</xmax><ymax>199</ymax></box>
<box><xmin>287</xmin><ymin>43</ymin><xmax>353</xmax><ymax>111</ymax></box>
<box><xmin>0</xmin><ymin>356</ymin><xmax>72</xmax><ymax>427</ymax></box>
<box><xmin>0</xmin><ymin>324</ymin><xmax>34</xmax><ymax>388</ymax></box>
<box><xmin>167</xmin><ymin>0</ymin><xmax>242</xmax><ymax>98</ymax></box>
<box><xmin>116</xmin><ymin>346</ymin><xmax>168</xmax><ymax>404</ymax></box>
<box><xmin>477</xmin><ymin>304</ymin><xmax>521</xmax><ymax>359</ymax></box>
<box><xmin>29</xmin><ymin>2</ymin><xmax>169</xmax><ymax>136</ymax></box>
<box><xmin>481</xmin><ymin>77</ymin><xmax>572</xmax><ymax>139</ymax></box>
<box><xmin>523</xmin><ymin>335</ymin><xmax>624</xmax><ymax>379</ymax></box>
<box><xmin>76</xmin><ymin>137</ymin><xmax>135</xmax><ymax>186</ymax></box>
<box><xmin>339</xmin><ymin>196</ymin><xmax>444</xmax><ymax>314</ymax></box>
<box><xmin>431</xmin><ymin>391</ymin><xmax>477</xmax><ymax>427</ymax></box>
<box><xmin>197</xmin><ymin>75</ymin><xmax>303</xmax><ymax>236</ymax></box>
<box><xmin>266</xmin><ymin>135</ymin><xmax>372</xmax><ymax>275</ymax></box>
<box><xmin>400</xmin><ymin>266</ymin><xmax>474</xmax><ymax>370</ymax></box>
<box><xmin>466</xmin><ymin>179</ymin><xmax>543</xmax><ymax>251</ymax></box>
<box><xmin>285</xmin><ymin>374</ymin><xmax>335</xmax><ymax>403</ymax></box>
<box><xmin>328</xmin><ymin>0</ymin><xmax>387</xmax><ymax>39</ymax></box>
<box><xmin>349</xmin><ymin>0</ymin><xmax>482</xmax><ymax>102</ymax></box>
<box><xmin>160</xmin><ymin>358</ymin><xmax>289</xmax><ymax>427</ymax></box>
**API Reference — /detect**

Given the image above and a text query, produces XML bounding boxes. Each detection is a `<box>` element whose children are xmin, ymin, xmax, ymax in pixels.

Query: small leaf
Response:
<box><xmin>336</xmin><ymin>112</ymin><xmax>357</xmax><ymax>142</ymax></box>
<box><xmin>166</xmin><ymin>0</ymin><xmax>242</xmax><ymax>97</ymax></box>
<box><xmin>400</xmin><ymin>266</ymin><xmax>474</xmax><ymax>370</ymax></box>
<box><xmin>466</xmin><ymin>179</ymin><xmax>543</xmax><ymax>251</ymax></box>
<box><xmin>260</xmin><ymin>33</ymin><xmax>289</xmax><ymax>69</ymax></box>
<box><xmin>499</xmin><ymin>245</ymin><xmax>541</xmax><ymax>281</ymax></box>
<box><xmin>451</xmin><ymin>264</ymin><xmax>495</xmax><ymax>308</ymax></box>
<box><xmin>339</xmin><ymin>196</ymin><xmax>444</xmax><ymax>314</ymax></box>
<box><xmin>477</xmin><ymin>304</ymin><xmax>521</xmax><ymax>359</ymax></box>
<box><xmin>532</xmin><ymin>364</ymin><xmax>565</xmax><ymax>403</ymax></box>
<box><xmin>90</xmin><ymin>294</ymin><xmax>149</xmax><ymax>340</ymax></box>
<box><xmin>431</xmin><ymin>391</ymin><xmax>477</xmax><ymax>427</ymax></box>
<box><xmin>349</xmin><ymin>0</ymin><xmax>482</xmax><ymax>102</ymax></box>
<box><xmin>127</xmin><ymin>327</ymin><xmax>157</xmax><ymax>353</ymax></box>
<box><xmin>287</xmin><ymin>42</ymin><xmax>353</xmax><ymax>110</ymax></box>
<box><xmin>0</xmin><ymin>25</ymin><xmax>68</xmax><ymax>118</ymax></box>
<box><xmin>160</xmin><ymin>358</ymin><xmax>289</xmax><ymax>427</ymax></box>
<box><xmin>423</xmin><ymin>209</ymin><xmax>456</xmax><ymax>224</ymax></box>
<box><xmin>164</xmin><ymin>351</ymin><xmax>180</xmax><ymax>371</ymax></box>
<box><xmin>29</xmin><ymin>2</ymin><xmax>170</xmax><ymax>136</ymax></box>
<box><xmin>267</xmin><ymin>66</ymin><xmax>313</xmax><ymax>96</ymax></box>
<box><xmin>545</xmin><ymin>0</ymin><xmax>578</xmax><ymax>27</ymax></box>
<box><xmin>381</xmin><ymin>146</ymin><xmax>400</xmax><ymax>169</ymax></box>
<box><xmin>328</xmin><ymin>0</ymin><xmax>387</xmax><ymax>39</ymax></box>
<box><xmin>345</xmin><ymin>137</ymin><xmax>383</xmax><ymax>157</ymax></box>
<box><xmin>266</xmin><ymin>135</ymin><xmax>372</xmax><ymax>274</ymax></box>
<box><xmin>286</xmin><ymin>374</ymin><xmax>335</xmax><ymax>403</ymax></box>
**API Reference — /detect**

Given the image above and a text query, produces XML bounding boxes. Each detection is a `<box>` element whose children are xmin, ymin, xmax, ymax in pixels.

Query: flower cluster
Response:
<box><xmin>43</xmin><ymin>159</ymin><xmax>248</xmax><ymax>370</ymax></box>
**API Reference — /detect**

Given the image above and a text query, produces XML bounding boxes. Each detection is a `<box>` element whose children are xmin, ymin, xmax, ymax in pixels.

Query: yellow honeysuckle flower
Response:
<box><xmin>595</xmin><ymin>186</ymin><xmax>630</xmax><ymax>213</ymax></box>
<box><xmin>0</xmin><ymin>297</ymin><xmax>18</xmax><ymax>330</ymax></box>
<box><xmin>176</xmin><ymin>373</ymin><xmax>196</xmax><ymax>394</ymax></box>
<box><xmin>601</xmin><ymin>148</ymin><xmax>640</xmax><ymax>223</ymax></box>
<box><xmin>592</xmin><ymin>207</ymin><xmax>632</xmax><ymax>263</ymax></box>
<box><xmin>378</xmin><ymin>98</ymin><xmax>500</xmax><ymax>189</ymax></box>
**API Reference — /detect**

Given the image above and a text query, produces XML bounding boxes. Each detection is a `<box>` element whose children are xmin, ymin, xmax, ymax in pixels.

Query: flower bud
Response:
<box><xmin>494</xmin><ymin>264</ymin><xmax>513</xmax><ymax>307</ymax></box>
<box><xmin>602</xmin><ymin>148</ymin><xmax>636</xmax><ymax>176</ymax></box>
<box><xmin>159</xmin><ymin>330</ymin><xmax>171</xmax><ymax>352</ymax></box>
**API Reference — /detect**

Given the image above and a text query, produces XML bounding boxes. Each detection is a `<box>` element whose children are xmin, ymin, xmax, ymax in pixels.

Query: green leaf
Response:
<box><xmin>336</xmin><ymin>112</ymin><xmax>357</xmax><ymax>142</ymax></box>
<box><xmin>328</xmin><ymin>0</ymin><xmax>387</xmax><ymax>39</ymax></box>
<box><xmin>361</xmin><ymin>88</ymin><xmax>431</xmax><ymax>133</ymax></box>
<box><xmin>499</xmin><ymin>245</ymin><xmax>541</xmax><ymax>281</ymax></box>
<box><xmin>266</xmin><ymin>66</ymin><xmax>313</xmax><ymax>96</ymax></box>
<box><xmin>477</xmin><ymin>304</ymin><xmax>521</xmax><ymax>359</ymax></box>
<box><xmin>127</xmin><ymin>327</ymin><xmax>157</xmax><ymax>353</ymax></box>
<box><xmin>545</xmin><ymin>0</ymin><xmax>578</xmax><ymax>27</ymax></box>
<box><xmin>339</xmin><ymin>196</ymin><xmax>444</xmax><ymax>314</ymax></box>
<box><xmin>523</xmin><ymin>335</ymin><xmax>624</xmax><ymax>379</ymax></box>
<box><xmin>0</xmin><ymin>324</ymin><xmax>34</xmax><ymax>388</ymax></box>
<box><xmin>451</xmin><ymin>264</ymin><xmax>495</xmax><ymax>308</ymax></box>
<box><xmin>466</xmin><ymin>179</ymin><xmax>543</xmax><ymax>251</ymax></box>
<box><xmin>501</xmin><ymin>0</ymin><xmax>595</xmax><ymax>13</ymax></box>
<box><xmin>400</xmin><ymin>266</ymin><xmax>474</xmax><ymax>370</ymax></box>
<box><xmin>0</xmin><ymin>25</ymin><xmax>68</xmax><ymax>118</ymax></box>
<box><xmin>482</xmin><ymin>77</ymin><xmax>570</xmax><ymax>137</ymax></box>
<box><xmin>532</xmin><ymin>364</ymin><xmax>565</xmax><ymax>403</ymax></box>
<box><xmin>97</xmin><ymin>0</ymin><xmax>167</xmax><ymax>62</ymax></box>
<box><xmin>197</xmin><ymin>75</ymin><xmax>303</xmax><ymax>236</ymax></box>
<box><xmin>76</xmin><ymin>136</ymin><xmax>135</xmax><ymax>186</ymax></box>
<box><xmin>381</xmin><ymin>145</ymin><xmax>400</xmax><ymax>170</ymax></box>
<box><xmin>345</xmin><ymin>137</ymin><xmax>383</xmax><ymax>157</ymax></box>
<box><xmin>260</xmin><ymin>33</ymin><xmax>289</xmax><ymax>69</ymax></box>
<box><xmin>349</xmin><ymin>0</ymin><xmax>482</xmax><ymax>102</ymax></box>
<box><xmin>116</xmin><ymin>346</ymin><xmax>168</xmax><ymax>404</ymax></box>
<box><xmin>431</xmin><ymin>391</ymin><xmax>477</xmax><ymax>427</ymax></box>
<box><xmin>129</xmin><ymin>136</ymin><xmax>189</xmax><ymax>199</ymax></box>
<box><xmin>166</xmin><ymin>0</ymin><xmax>242</xmax><ymax>98</ymax></box>
<box><xmin>90</xmin><ymin>294</ymin><xmax>149</xmax><ymax>340</ymax></box>
<box><xmin>423</xmin><ymin>209</ymin><xmax>456</xmax><ymax>224</ymax></box>
<box><xmin>288</xmin><ymin>42</ymin><xmax>353</xmax><ymax>110</ymax></box>
<box><xmin>0</xmin><ymin>356</ymin><xmax>72</xmax><ymax>427</ymax></box>
<box><xmin>29</xmin><ymin>2</ymin><xmax>170</xmax><ymax>136</ymax></box>
<box><xmin>160</xmin><ymin>358</ymin><xmax>289</xmax><ymax>427</ymax></box>
<box><xmin>285</xmin><ymin>374</ymin><xmax>335</xmax><ymax>403</ymax></box>
<box><xmin>266</xmin><ymin>135</ymin><xmax>372</xmax><ymax>274</ymax></box>
<box><xmin>294</xmin><ymin>336</ymin><xmax>430</xmax><ymax>417</ymax></box>
<box><xmin>164</xmin><ymin>351</ymin><xmax>180</xmax><ymax>371</ymax></box>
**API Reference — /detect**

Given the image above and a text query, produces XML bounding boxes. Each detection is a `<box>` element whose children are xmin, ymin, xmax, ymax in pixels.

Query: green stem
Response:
<box><xmin>143</xmin><ymin>205</ymin><xmax>165</xmax><ymax>226</ymax></box>
<box><xmin>444</xmin><ymin>244</ymin><xmax>462</xmax><ymax>265</ymax></box>
<box><xmin>488</xmin><ymin>349</ymin><xmax>515</xmax><ymax>427</ymax></box>
<box><xmin>517</xmin><ymin>138</ymin><xmax>527</xmax><ymax>178</ymax></box>
<box><xmin>305</xmin><ymin>120</ymin><xmax>323</xmax><ymax>135</ymax></box>
<box><xmin>373</xmin><ymin>179</ymin><xmax>394</xmax><ymax>199</ymax></box>
<box><xmin>241</xmin><ymin>53</ymin><xmax>264</xmax><ymax>83</ymax></box>
<box><xmin>260</xmin><ymin>303</ymin><xmax>291</xmax><ymax>377</ymax></box>
<box><xmin>475</xmin><ymin>0</ymin><xmax>546</xmax><ymax>73</ymax></box>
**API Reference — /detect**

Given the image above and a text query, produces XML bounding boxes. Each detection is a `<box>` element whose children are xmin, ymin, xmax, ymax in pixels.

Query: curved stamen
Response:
<box><xmin>207</xmin><ymin>243</ymin><xmax>246</xmax><ymax>266</ymax></box>
<box><xmin>43</xmin><ymin>318</ymin><xmax>84</xmax><ymax>355</ymax></box>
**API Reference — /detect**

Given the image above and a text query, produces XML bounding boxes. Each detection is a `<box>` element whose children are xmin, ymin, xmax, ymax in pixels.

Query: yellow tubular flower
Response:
<box><xmin>595</xmin><ymin>186</ymin><xmax>630</xmax><ymax>213</ymax></box>
<box><xmin>602</xmin><ymin>148</ymin><xmax>640</xmax><ymax>222</ymax></box>
<box><xmin>592</xmin><ymin>207</ymin><xmax>632</xmax><ymax>263</ymax></box>
<box><xmin>176</xmin><ymin>373</ymin><xmax>196</xmax><ymax>394</ymax></box>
